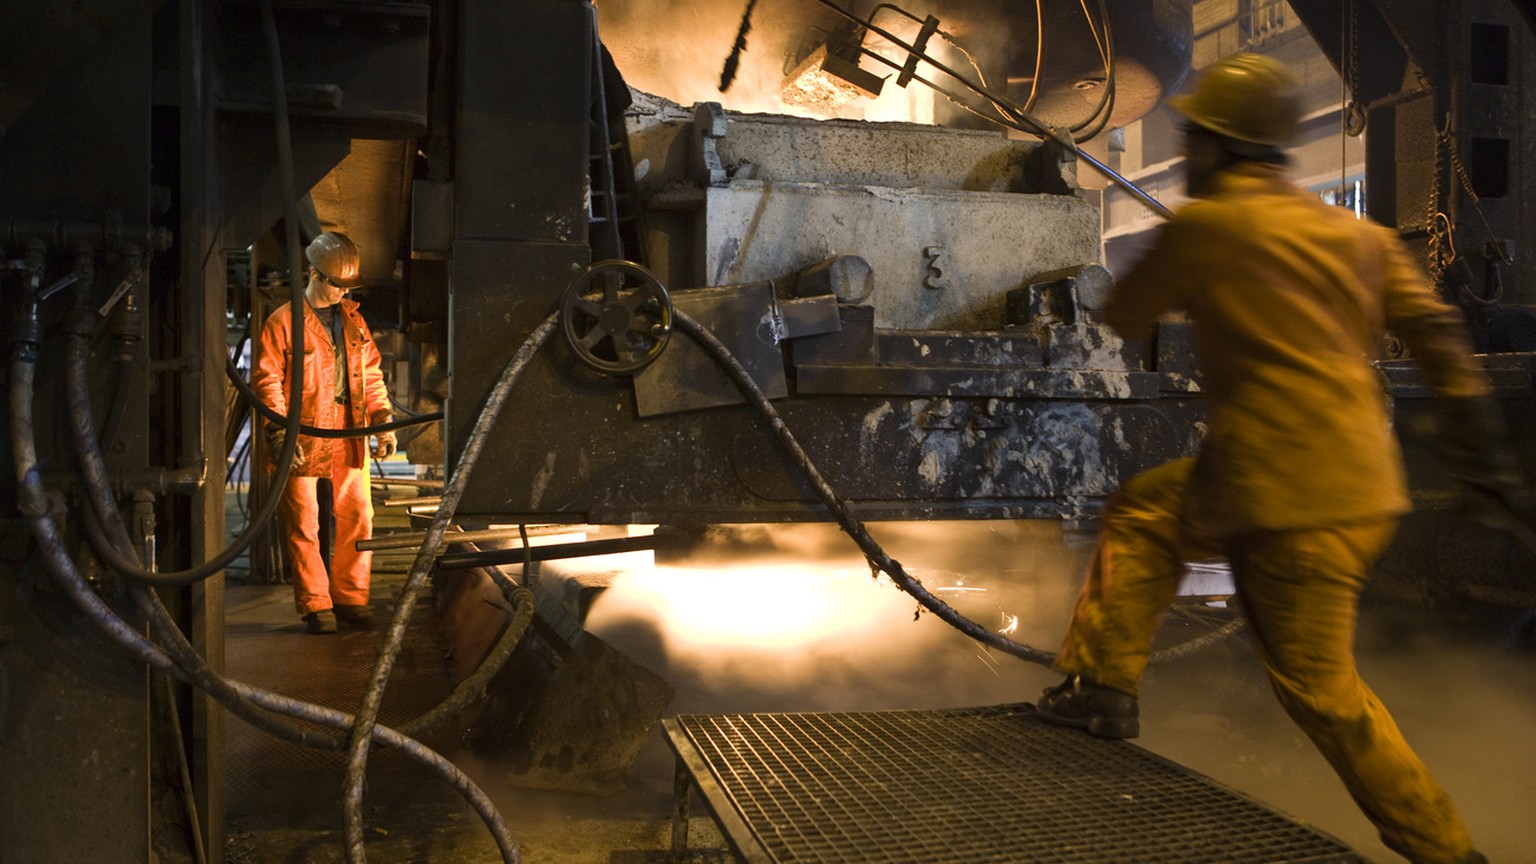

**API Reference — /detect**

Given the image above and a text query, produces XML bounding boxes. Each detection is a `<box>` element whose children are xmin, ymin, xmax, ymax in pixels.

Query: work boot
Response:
<box><xmin>1455</xmin><ymin>852</ymin><xmax>1489</xmax><ymax>864</ymax></box>
<box><xmin>303</xmin><ymin>609</ymin><xmax>337</xmax><ymax>635</ymax></box>
<box><xmin>334</xmin><ymin>604</ymin><xmax>376</xmax><ymax>631</ymax></box>
<box><xmin>1035</xmin><ymin>675</ymin><xmax>1139</xmax><ymax>739</ymax></box>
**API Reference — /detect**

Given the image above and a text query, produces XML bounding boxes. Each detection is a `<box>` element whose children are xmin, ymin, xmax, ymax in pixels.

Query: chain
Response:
<box><xmin>1429</xmin><ymin>118</ymin><xmax>1515</xmax><ymax>278</ymax></box>
<box><xmin>1344</xmin><ymin>0</ymin><xmax>1366</xmax><ymax>136</ymax></box>
<box><xmin>1425</xmin><ymin>119</ymin><xmax>1453</xmax><ymax>282</ymax></box>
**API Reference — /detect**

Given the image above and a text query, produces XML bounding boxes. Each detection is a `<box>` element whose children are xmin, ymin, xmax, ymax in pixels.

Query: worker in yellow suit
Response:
<box><xmin>253</xmin><ymin>232</ymin><xmax>396</xmax><ymax>634</ymax></box>
<box><xmin>1037</xmin><ymin>54</ymin><xmax>1522</xmax><ymax>864</ymax></box>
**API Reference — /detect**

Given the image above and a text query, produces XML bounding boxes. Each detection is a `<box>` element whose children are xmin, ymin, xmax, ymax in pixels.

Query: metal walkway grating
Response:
<box><xmin>664</xmin><ymin>704</ymin><xmax>1365</xmax><ymax>863</ymax></box>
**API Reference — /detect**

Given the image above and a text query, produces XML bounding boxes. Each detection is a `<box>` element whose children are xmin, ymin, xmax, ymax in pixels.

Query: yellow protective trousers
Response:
<box><xmin>1055</xmin><ymin>458</ymin><xmax>1476</xmax><ymax>864</ymax></box>
<box><xmin>277</xmin><ymin>462</ymin><xmax>374</xmax><ymax>616</ymax></box>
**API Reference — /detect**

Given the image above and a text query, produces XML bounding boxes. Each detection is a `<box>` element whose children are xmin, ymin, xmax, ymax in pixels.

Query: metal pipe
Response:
<box><xmin>380</xmin><ymin>495</ymin><xmax>441</xmax><ymax>508</ymax></box>
<box><xmin>356</xmin><ymin>523</ymin><xmax>594</xmax><ymax>552</ymax></box>
<box><xmin>0</xmin><ymin>219</ymin><xmax>172</xmax><ymax>255</ymax></box>
<box><xmin>434</xmin><ymin>534</ymin><xmax>678</xmax><ymax>570</ymax></box>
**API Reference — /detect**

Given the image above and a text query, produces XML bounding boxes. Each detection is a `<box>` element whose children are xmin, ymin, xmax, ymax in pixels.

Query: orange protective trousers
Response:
<box><xmin>278</xmin><ymin>461</ymin><xmax>374</xmax><ymax>615</ymax></box>
<box><xmin>1055</xmin><ymin>458</ymin><xmax>1475</xmax><ymax>864</ymax></box>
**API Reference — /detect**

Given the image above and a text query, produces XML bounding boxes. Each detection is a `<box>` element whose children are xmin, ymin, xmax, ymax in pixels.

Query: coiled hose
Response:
<box><xmin>11</xmin><ymin>339</ymin><xmax>526</xmax><ymax>862</ymax></box>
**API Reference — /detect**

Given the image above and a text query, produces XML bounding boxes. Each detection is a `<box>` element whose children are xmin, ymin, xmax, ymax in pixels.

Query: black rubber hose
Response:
<box><xmin>65</xmin><ymin>328</ymin><xmax>285</xmax><ymax>586</ymax></box>
<box><xmin>671</xmin><ymin>312</ymin><xmax>1052</xmax><ymax>665</ymax></box>
<box><xmin>673</xmin><ymin>311</ymin><xmax>1244</xmax><ymax>666</ymax></box>
<box><xmin>262</xmin><ymin>0</ymin><xmax>309</xmax><ymax>503</ymax></box>
<box><xmin>11</xmin><ymin>342</ymin><xmax>522</xmax><ymax>862</ymax></box>
<box><xmin>342</xmin><ymin>313</ymin><xmax>558</xmax><ymax>863</ymax></box>
<box><xmin>98</xmin><ymin>350</ymin><xmax>135</xmax><ymax>450</ymax></box>
<box><xmin>225</xmin><ymin>354</ymin><xmax>442</xmax><ymax>438</ymax></box>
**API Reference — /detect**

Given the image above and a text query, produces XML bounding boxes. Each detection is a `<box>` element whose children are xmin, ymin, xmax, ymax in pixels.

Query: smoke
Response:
<box><xmin>598</xmin><ymin>0</ymin><xmax>829</xmax><ymax>116</ymax></box>
<box><xmin>595</xmin><ymin>0</ymin><xmax>1019</xmax><ymax>122</ymax></box>
<box><xmin>584</xmin><ymin>519</ymin><xmax>1087</xmax><ymax>718</ymax></box>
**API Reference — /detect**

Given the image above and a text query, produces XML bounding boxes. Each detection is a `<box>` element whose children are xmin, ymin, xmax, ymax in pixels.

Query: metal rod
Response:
<box><xmin>356</xmin><ymin>524</ymin><xmax>595</xmax><ymax>552</ymax></box>
<box><xmin>434</xmin><ymin>535</ymin><xmax>675</xmax><ymax>570</ymax></box>
<box><xmin>812</xmin><ymin>0</ymin><xmax>1174</xmax><ymax>220</ymax></box>
<box><xmin>381</xmin><ymin>496</ymin><xmax>442</xmax><ymax>508</ymax></box>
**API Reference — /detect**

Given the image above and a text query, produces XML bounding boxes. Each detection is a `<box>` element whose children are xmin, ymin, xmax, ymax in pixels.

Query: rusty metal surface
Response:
<box><xmin>665</xmin><ymin>704</ymin><xmax>1366</xmax><ymax>864</ymax></box>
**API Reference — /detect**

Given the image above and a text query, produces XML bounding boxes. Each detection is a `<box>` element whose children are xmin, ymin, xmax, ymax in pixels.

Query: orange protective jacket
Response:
<box><xmin>252</xmin><ymin>296</ymin><xmax>391</xmax><ymax>477</ymax></box>
<box><xmin>1106</xmin><ymin>161</ymin><xmax>1490</xmax><ymax>535</ymax></box>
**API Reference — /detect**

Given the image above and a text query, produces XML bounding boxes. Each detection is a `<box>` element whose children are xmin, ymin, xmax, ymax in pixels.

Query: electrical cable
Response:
<box><xmin>225</xmin><ymin>354</ymin><xmax>442</xmax><ymax>438</ymax></box>
<box><xmin>1023</xmin><ymin>0</ymin><xmax>1044</xmax><ymax>113</ymax></box>
<box><xmin>387</xmin><ymin>391</ymin><xmax>428</xmax><ymax>419</ymax></box>
<box><xmin>342</xmin><ymin>313</ymin><xmax>559</xmax><ymax>864</ymax></box>
<box><xmin>1065</xmin><ymin>0</ymin><xmax>1116</xmax><ymax>141</ymax></box>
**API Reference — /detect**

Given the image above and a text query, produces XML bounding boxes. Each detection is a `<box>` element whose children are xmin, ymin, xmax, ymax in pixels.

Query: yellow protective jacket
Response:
<box><xmin>252</xmin><ymin>296</ymin><xmax>391</xmax><ymax>477</ymax></box>
<box><xmin>1107</xmin><ymin>161</ymin><xmax>1489</xmax><ymax>535</ymax></box>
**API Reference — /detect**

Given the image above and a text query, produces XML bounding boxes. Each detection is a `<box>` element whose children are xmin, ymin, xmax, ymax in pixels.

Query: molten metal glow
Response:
<box><xmin>600</xmin><ymin>564</ymin><xmax>912</xmax><ymax>651</ymax></box>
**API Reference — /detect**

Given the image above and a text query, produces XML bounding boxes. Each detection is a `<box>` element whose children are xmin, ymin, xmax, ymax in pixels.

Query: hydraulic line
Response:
<box><xmin>671</xmin><ymin>311</ymin><xmax>1244</xmax><ymax>667</ymax></box>
<box><xmin>342</xmin><ymin>313</ymin><xmax>559</xmax><ymax>864</ymax></box>
<box><xmin>669</xmin><ymin>311</ymin><xmax>1047</xmax><ymax>665</ymax></box>
<box><xmin>225</xmin><ymin>353</ymin><xmax>442</xmax><ymax>438</ymax></box>
<box><xmin>37</xmin><ymin>3</ymin><xmax>525</xmax><ymax>858</ymax></box>
<box><xmin>65</xmin><ymin>323</ymin><xmax>285</xmax><ymax>586</ymax></box>
<box><xmin>11</xmin><ymin>339</ymin><xmax>523</xmax><ymax>863</ymax></box>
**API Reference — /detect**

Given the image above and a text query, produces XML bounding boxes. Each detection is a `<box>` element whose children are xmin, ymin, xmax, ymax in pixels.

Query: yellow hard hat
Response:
<box><xmin>304</xmin><ymin>231</ymin><xmax>363</xmax><ymax>289</ymax></box>
<box><xmin>1167</xmin><ymin>53</ymin><xmax>1302</xmax><ymax>147</ymax></box>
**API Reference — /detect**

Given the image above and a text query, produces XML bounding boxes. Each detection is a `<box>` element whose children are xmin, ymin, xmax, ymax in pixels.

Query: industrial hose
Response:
<box><xmin>10</xmin><ymin>338</ymin><xmax>523</xmax><ymax>863</ymax></box>
<box><xmin>672</xmin><ymin>310</ymin><xmax>1244</xmax><ymax>667</ymax></box>
<box><xmin>64</xmin><ymin>323</ymin><xmax>291</xmax><ymax>586</ymax></box>
<box><xmin>224</xmin><ymin>353</ymin><xmax>442</xmax><ymax>438</ymax></box>
<box><xmin>342</xmin><ymin>313</ymin><xmax>559</xmax><ymax>864</ymax></box>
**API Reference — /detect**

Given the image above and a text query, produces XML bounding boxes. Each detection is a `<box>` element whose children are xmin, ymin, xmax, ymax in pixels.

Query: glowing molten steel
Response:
<box><xmin>601</xmin><ymin>564</ymin><xmax>910</xmax><ymax>651</ymax></box>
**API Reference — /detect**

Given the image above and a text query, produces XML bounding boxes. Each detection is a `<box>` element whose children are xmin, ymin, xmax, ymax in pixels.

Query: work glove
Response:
<box><xmin>1431</xmin><ymin>393</ymin><xmax>1533</xmax><ymax>527</ymax></box>
<box><xmin>266</xmin><ymin>427</ymin><xmax>307</xmax><ymax>471</ymax></box>
<box><xmin>370</xmin><ymin>412</ymin><xmax>396</xmax><ymax>461</ymax></box>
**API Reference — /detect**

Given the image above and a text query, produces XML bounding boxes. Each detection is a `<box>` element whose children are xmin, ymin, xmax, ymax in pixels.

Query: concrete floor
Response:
<box><xmin>222</xmin><ymin>516</ymin><xmax>1536</xmax><ymax>864</ymax></box>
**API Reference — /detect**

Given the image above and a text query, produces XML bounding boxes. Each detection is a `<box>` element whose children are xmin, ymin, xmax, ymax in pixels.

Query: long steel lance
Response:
<box><xmin>810</xmin><ymin>0</ymin><xmax>1174</xmax><ymax>220</ymax></box>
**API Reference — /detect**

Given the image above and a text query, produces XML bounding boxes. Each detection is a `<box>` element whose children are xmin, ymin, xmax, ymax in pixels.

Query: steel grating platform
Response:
<box><xmin>663</xmin><ymin>703</ymin><xmax>1366</xmax><ymax>864</ymax></box>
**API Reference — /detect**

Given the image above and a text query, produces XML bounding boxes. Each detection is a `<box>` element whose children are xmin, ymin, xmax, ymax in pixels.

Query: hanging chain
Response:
<box><xmin>1428</xmin><ymin>114</ymin><xmax>1515</xmax><ymax>282</ymax></box>
<box><xmin>1425</xmin><ymin>119</ymin><xmax>1453</xmax><ymax>282</ymax></box>
<box><xmin>1344</xmin><ymin>0</ymin><xmax>1366</xmax><ymax>136</ymax></box>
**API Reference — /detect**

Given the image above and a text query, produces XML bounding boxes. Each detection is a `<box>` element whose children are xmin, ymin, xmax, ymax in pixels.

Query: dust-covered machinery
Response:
<box><xmin>442</xmin><ymin>1</ymin><xmax>1202</xmax><ymax>527</ymax></box>
<box><xmin>1</xmin><ymin>0</ymin><xmax>1533</xmax><ymax>861</ymax></box>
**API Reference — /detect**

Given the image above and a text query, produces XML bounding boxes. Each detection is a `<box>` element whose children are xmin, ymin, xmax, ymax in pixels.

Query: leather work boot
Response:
<box><xmin>334</xmin><ymin>604</ymin><xmax>376</xmax><ymax>631</ymax></box>
<box><xmin>1035</xmin><ymin>675</ymin><xmax>1140</xmax><ymax>739</ymax></box>
<box><xmin>303</xmin><ymin>609</ymin><xmax>338</xmax><ymax>635</ymax></box>
<box><xmin>1456</xmin><ymin>852</ymin><xmax>1489</xmax><ymax>864</ymax></box>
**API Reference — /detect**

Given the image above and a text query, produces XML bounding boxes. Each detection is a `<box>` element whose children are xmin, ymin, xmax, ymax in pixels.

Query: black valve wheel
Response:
<box><xmin>559</xmin><ymin>260</ymin><xmax>673</xmax><ymax>375</ymax></box>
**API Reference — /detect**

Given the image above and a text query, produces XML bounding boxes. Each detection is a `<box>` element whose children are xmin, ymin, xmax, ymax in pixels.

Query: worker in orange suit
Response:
<box><xmin>253</xmin><ymin>231</ymin><xmax>396</xmax><ymax>634</ymax></box>
<box><xmin>1036</xmin><ymin>54</ymin><xmax>1523</xmax><ymax>864</ymax></box>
